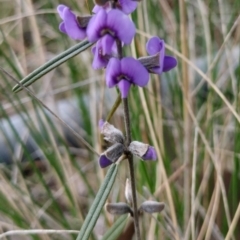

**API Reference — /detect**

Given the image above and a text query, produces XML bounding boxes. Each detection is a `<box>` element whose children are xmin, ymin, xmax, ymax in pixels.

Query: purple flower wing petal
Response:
<box><xmin>106</xmin><ymin>58</ymin><xmax>121</xmax><ymax>88</ymax></box>
<box><xmin>92</xmin><ymin>40</ymin><xmax>108</xmax><ymax>69</ymax></box>
<box><xmin>92</xmin><ymin>52</ymin><xmax>108</xmax><ymax>69</ymax></box>
<box><xmin>98</xmin><ymin>119</ymin><xmax>105</xmax><ymax>130</ymax></box>
<box><xmin>146</xmin><ymin>37</ymin><xmax>164</xmax><ymax>55</ymax></box>
<box><xmin>87</xmin><ymin>9</ymin><xmax>107</xmax><ymax>42</ymax></box>
<box><xmin>107</xmin><ymin>9</ymin><xmax>135</xmax><ymax>44</ymax></box>
<box><xmin>118</xmin><ymin>80</ymin><xmax>131</xmax><ymax>98</ymax></box>
<box><xmin>101</xmin><ymin>35</ymin><xmax>114</xmax><ymax>55</ymax></box>
<box><xmin>163</xmin><ymin>56</ymin><xmax>177</xmax><ymax>72</ymax></box>
<box><xmin>142</xmin><ymin>146</ymin><xmax>157</xmax><ymax>161</ymax></box>
<box><xmin>99</xmin><ymin>154</ymin><xmax>113</xmax><ymax>168</ymax></box>
<box><xmin>92</xmin><ymin>5</ymin><xmax>102</xmax><ymax>13</ymax></box>
<box><xmin>121</xmin><ymin>57</ymin><xmax>149</xmax><ymax>87</ymax></box>
<box><xmin>119</xmin><ymin>0</ymin><xmax>138</xmax><ymax>14</ymax></box>
<box><xmin>57</xmin><ymin>4</ymin><xmax>66</xmax><ymax>19</ymax></box>
<box><xmin>59</xmin><ymin>22</ymin><xmax>67</xmax><ymax>34</ymax></box>
<box><xmin>63</xmin><ymin>8</ymin><xmax>86</xmax><ymax>40</ymax></box>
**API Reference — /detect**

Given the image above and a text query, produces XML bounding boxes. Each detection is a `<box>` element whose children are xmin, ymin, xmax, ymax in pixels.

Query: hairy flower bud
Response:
<box><xmin>106</xmin><ymin>202</ymin><xmax>133</xmax><ymax>215</ymax></box>
<box><xmin>100</xmin><ymin>121</ymin><xmax>124</xmax><ymax>144</ymax></box>
<box><xmin>105</xmin><ymin>143</ymin><xmax>125</xmax><ymax>162</ymax></box>
<box><xmin>139</xmin><ymin>201</ymin><xmax>165</xmax><ymax>214</ymax></box>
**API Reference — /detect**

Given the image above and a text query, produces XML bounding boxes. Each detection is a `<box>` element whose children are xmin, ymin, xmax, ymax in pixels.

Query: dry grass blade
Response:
<box><xmin>0</xmin><ymin>66</ymin><xmax>99</xmax><ymax>156</ymax></box>
<box><xmin>0</xmin><ymin>229</ymin><xmax>79</xmax><ymax>239</ymax></box>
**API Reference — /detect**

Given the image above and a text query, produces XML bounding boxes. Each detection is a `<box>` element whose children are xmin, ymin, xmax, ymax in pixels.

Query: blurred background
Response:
<box><xmin>0</xmin><ymin>0</ymin><xmax>239</xmax><ymax>239</ymax></box>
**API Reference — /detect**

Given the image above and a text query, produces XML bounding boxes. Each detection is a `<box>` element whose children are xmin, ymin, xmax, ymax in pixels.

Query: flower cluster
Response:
<box><xmin>57</xmin><ymin>1</ymin><xmax>177</xmax><ymax>99</ymax></box>
<box><xmin>99</xmin><ymin>120</ymin><xmax>156</xmax><ymax>168</ymax></box>
<box><xmin>56</xmin><ymin>0</ymin><xmax>175</xmax><ymax>236</ymax></box>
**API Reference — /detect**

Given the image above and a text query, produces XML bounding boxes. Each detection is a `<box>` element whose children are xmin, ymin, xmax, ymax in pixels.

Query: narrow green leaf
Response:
<box><xmin>76</xmin><ymin>164</ymin><xmax>118</xmax><ymax>240</ymax></box>
<box><xmin>101</xmin><ymin>215</ymin><xmax>128</xmax><ymax>240</ymax></box>
<box><xmin>12</xmin><ymin>40</ymin><xmax>93</xmax><ymax>93</ymax></box>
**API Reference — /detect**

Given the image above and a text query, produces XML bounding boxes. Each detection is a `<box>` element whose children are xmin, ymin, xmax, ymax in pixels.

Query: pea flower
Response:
<box><xmin>106</xmin><ymin>57</ymin><xmax>149</xmax><ymax>98</ymax></box>
<box><xmin>93</xmin><ymin>0</ymin><xmax>138</xmax><ymax>15</ymax></box>
<box><xmin>87</xmin><ymin>9</ymin><xmax>135</xmax><ymax>46</ymax></box>
<box><xmin>91</xmin><ymin>35</ymin><xmax>117</xmax><ymax>69</ymax></box>
<box><xmin>139</xmin><ymin>36</ymin><xmax>177</xmax><ymax>74</ymax></box>
<box><xmin>57</xmin><ymin>5</ymin><xmax>91</xmax><ymax>40</ymax></box>
<box><xmin>99</xmin><ymin>120</ymin><xmax>157</xmax><ymax>168</ymax></box>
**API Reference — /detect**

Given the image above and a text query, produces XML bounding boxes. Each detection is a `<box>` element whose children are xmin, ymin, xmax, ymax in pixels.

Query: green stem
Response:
<box><xmin>106</xmin><ymin>94</ymin><xmax>121</xmax><ymax>122</ymax></box>
<box><xmin>123</xmin><ymin>98</ymin><xmax>141</xmax><ymax>240</ymax></box>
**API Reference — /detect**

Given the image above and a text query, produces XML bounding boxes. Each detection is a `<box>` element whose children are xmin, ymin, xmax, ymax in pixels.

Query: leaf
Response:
<box><xmin>101</xmin><ymin>215</ymin><xmax>128</xmax><ymax>240</ymax></box>
<box><xmin>76</xmin><ymin>164</ymin><xmax>118</xmax><ymax>240</ymax></box>
<box><xmin>12</xmin><ymin>40</ymin><xmax>93</xmax><ymax>93</ymax></box>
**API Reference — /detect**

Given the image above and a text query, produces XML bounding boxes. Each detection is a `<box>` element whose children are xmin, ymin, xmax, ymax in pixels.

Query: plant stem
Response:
<box><xmin>106</xmin><ymin>94</ymin><xmax>121</xmax><ymax>122</ymax></box>
<box><xmin>123</xmin><ymin>97</ymin><xmax>141</xmax><ymax>240</ymax></box>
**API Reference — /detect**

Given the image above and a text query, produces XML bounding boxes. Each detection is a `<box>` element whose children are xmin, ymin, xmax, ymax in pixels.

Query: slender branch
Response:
<box><xmin>106</xmin><ymin>94</ymin><xmax>121</xmax><ymax>121</ymax></box>
<box><xmin>123</xmin><ymin>98</ymin><xmax>141</xmax><ymax>240</ymax></box>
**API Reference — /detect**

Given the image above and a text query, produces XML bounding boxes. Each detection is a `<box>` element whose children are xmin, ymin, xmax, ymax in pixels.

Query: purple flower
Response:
<box><xmin>91</xmin><ymin>35</ymin><xmax>117</xmax><ymax>69</ymax></box>
<box><xmin>93</xmin><ymin>0</ymin><xmax>138</xmax><ymax>15</ymax></box>
<box><xmin>99</xmin><ymin>121</ymin><xmax>157</xmax><ymax>168</ymax></box>
<box><xmin>145</xmin><ymin>37</ymin><xmax>177</xmax><ymax>74</ymax></box>
<box><xmin>106</xmin><ymin>57</ymin><xmax>149</xmax><ymax>98</ymax></box>
<box><xmin>87</xmin><ymin>9</ymin><xmax>135</xmax><ymax>45</ymax></box>
<box><xmin>57</xmin><ymin>5</ymin><xmax>87</xmax><ymax>40</ymax></box>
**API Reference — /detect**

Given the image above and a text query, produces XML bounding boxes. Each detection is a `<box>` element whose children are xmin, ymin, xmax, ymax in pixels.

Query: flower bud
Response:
<box><xmin>105</xmin><ymin>143</ymin><xmax>124</xmax><ymax>162</ymax></box>
<box><xmin>139</xmin><ymin>201</ymin><xmax>165</xmax><ymax>214</ymax></box>
<box><xmin>128</xmin><ymin>141</ymin><xmax>149</xmax><ymax>158</ymax></box>
<box><xmin>100</xmin><ymin>121</ymin><xmax>124</xmax><ymax>144</ymax></box>
<box><xmin>138</xmin><ymin>54</ymin><xmax>160</xmax><ymax>71</ymax></box>
<box><xmin>106</xmin><ymin>202</ymin><xmax>133</xmax><ymax>215</ymax></box>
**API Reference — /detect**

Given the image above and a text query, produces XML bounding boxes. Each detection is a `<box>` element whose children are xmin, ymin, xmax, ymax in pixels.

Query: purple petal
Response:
<box><xmin>142</xmin><ymin>146</ymin><xmax>157</xmax><ymax>161</ymax></box>
<box><xmin>121</xmin><ymin>57</ymin><xmax>149</xmax><ymax>87</ymax></box>
<box><xmin>99</xmin><ymin>154</ymin><xmax>113</xmax><ymax>168</ymax></box>
<box><xmin>92</xmin><ymin>5</ymin><xmax>102</xmax><ymax>13</ymax></box>
<box><xmin>107</xmin><ymin>9</ymin><xmax>135</xmax><ymax>44</ymax></box>
<box><xmin>118</xmin><ymin>80</ymin><xmax>131</xmax><ymax>98</ymax></box>
<box><xmin>149</xmin><ymin>48</ymin><xmax>165</xmax><ymax>74</ymax></box>
<box><xmin>146</xmin><ymin>37</ymin><xmax>164</xmax><ymax>55</ymax></box>
<box><xmin>92</xmin><ymin>53</ymin><xmax>108</xmax><ymax>69</ymax></box>
<box><xmin>106</xmin><ymin>58</ymin><xmax>121</xmax><ymax>88</ymax></box>
<box><xmin>91</xmin><ymin>46</ymin><xmax>96</xmax><ymax>55</ymax></box>
<box><xmin>59</xmin><ymin>22</ymin><xmax>67</xmax><ymax>34</ymax></box>
<box><xmin>163</xmin><ymin>56</ymin><xmax>177</xmax><ymax>72</ymax></box>
<box><xmin>87</xmin><ymin>9</ymin><xmax>107</xmax><ymax>43</ymax></box>
<box><xmin>119</xmin><ymin>0</ymin><xmax>138</xmax><ymax>14</ymax></box>
<box><xmin>92</xmin><ymin>40</ymin><xmax>109</xmax><ymax>69</ymax></box>
<box><xmin>98</xmin><ymin>119</ymin><xmax>105</xmax><ymax>130</ymax></box>
<box><xmin>57</xmin><ymin>4</ymin><xmax>66</xmax><ymax>19</ymax></box>
<box><xmin>63</xmin><ymin>8</ymin><xmax>86</xmax><ymax>40</ymax></box>
<box><xmin>101</xmin><ymin>35</ymin><xmax>114</xmax><ymax>55</ymax></box>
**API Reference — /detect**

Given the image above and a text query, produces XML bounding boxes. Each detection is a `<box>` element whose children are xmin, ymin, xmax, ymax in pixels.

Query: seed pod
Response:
<box><xmin>106</xmin><ymin>202</ymin><xmax>133</xmax><ymax>215</ymax></box>
<box><xmin>139</xmin><ymin>201</ymin><xmax>165</xmax><ymax>214</ymax></box>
